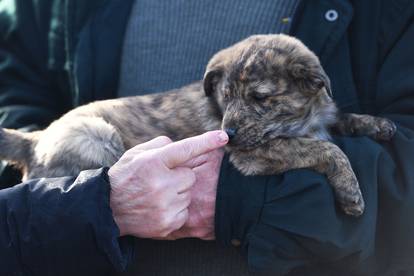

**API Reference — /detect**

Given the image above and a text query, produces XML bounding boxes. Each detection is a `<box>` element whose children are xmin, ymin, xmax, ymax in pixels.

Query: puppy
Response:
<box><xmin>0</xmin><ymin>34</ymin><xmax>396</xmax><ymax>216</ymax></box>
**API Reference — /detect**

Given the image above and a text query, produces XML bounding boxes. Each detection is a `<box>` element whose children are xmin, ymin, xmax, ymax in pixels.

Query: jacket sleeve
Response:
<box><xmin>0</xmin><ymin>168</ymin><xmax>133</xmax><ymax>275</ymax></box>
<box><xmin>214</xmin><ymin>15</ymin><xmax>414</xmax><ymax>276</ymax></box>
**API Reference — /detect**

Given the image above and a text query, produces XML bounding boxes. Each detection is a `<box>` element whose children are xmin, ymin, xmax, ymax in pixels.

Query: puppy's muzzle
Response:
<box><xmin>224</xmin><ymin>128</ymin><xmax>237</xmax><ymax>141</ymax></box>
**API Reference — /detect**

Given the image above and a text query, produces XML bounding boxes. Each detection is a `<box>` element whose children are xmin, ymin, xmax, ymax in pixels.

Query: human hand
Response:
<box><xmin>166</xmin><ymin>148</ymin><xmax>224</xmax><ymax>240</ymax></box>
<box><xmin>108</xmin><ymin>130</ymin><xmax>228</xmax><ymax>238</ymax></box>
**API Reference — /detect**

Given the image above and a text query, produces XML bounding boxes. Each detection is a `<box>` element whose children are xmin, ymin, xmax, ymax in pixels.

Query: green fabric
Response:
<box><xmin>1</xmin><ymin>0</ymin><xmax>414</xmax><ymax>275</ymax></box>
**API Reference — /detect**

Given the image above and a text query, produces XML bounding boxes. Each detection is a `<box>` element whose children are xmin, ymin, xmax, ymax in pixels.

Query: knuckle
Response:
<box><xmin>124</xmin><ymin>145</ymin><xmax>140</xmax><ymax>155</ymax></box>
<box><xmin>156</xmin><ymin>198</ymin><xmax>170</xmax><ymax>211</ymax></box>
<box><xmin>156</xmin><ymin>136</ymin><xmax>173</xmax><ymax>145</ymax></box>
<box><xmin>132</xmin><ymin>154</ymin><xmax>149</xmax><ymax>166</ymax></box>
<box><xmin>173</xmin><ymin>209</ymin><xmax>188</xmax><ymax>228</ymax></box>
<box><xmin>188</xmin><ymin>171</ymin><xmax>196</xmax><ymax>185</ymax></box>
<box><xmin>158</xmin><ymin>229</ymin><xmax>171</xmax><ymax>238</ymax></box>
<box><xmin>151</xmin><ymin>179</ymin><xmax>165</xmax><ymax>191</ymax></box>
<box><xmin>181</xmin><ymin>193</ymin><xmax>192</xmax><ymax>206</ymax></box>
<box><xmin>190</xmin><ymin>171</ymin><xmax>197</xmax><ymax>185</ymax></box>
<box><xmin>159</xmin><ymin>214</ymin><xmax>174</xmax><ymax>230</ymax></box>
<box><xmin>180</xmin><ymin>209</ymin><xmax>189</xmax><ymax>223</ymax></box>
<box><xmin>181</xmin><ymin>143</ymin><xmax>197</xmax><ymax>159</ymax></box>
<box><xmin>181</xmin><ymin>168</ymin><xmax>196</xmax><ymax>185</ymax></box>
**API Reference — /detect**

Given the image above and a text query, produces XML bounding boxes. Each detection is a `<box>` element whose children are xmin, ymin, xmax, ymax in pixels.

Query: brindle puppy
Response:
<box><xmin>0</xmin><ymin>34</ymin><xmax>396</xmax><ymax>216</ymax></box>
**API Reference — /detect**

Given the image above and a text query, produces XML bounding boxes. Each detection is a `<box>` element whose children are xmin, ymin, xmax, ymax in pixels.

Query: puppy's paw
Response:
<box><xmin>330</xmin><ymin>174</ymin><xmax>365</xmax><ymax>217</ymax></box>
<box><xmin>374</xmin><ymin>118</ymin><xmax>397</xmax><ymax>141</ymax></box>
<box><xmin>339</xmin><ymin>189</ymin><xmax>365</xmax><ymax>217</ymax></box>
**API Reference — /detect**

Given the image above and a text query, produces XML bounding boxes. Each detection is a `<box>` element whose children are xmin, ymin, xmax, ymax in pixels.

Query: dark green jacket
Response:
<box><xmin>1</xmin><ymin>0</ymin><xmax>414</xmax><ymax>275</ymax></box>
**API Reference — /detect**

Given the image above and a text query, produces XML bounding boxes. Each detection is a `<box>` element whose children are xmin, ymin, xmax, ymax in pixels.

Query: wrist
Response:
<box><xmin>104</xmin><ymin>167</ymin><xmax>129</xmax><ymax>237</ymax></box>
<box><xmin>109</xmin><ymin>197</ymin><xmax>127</xmax><ymax>237</ymax></box>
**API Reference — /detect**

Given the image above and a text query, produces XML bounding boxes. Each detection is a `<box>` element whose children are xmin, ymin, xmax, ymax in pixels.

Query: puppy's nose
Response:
<box><xmin>225</xmin><ymin>128</ymin><xmax>237</xmax><ymax>140</ymax></box>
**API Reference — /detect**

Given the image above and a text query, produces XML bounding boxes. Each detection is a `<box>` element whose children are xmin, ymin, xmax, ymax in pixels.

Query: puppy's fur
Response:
<box><xmin>0</xmin><ymin>34</ymin><xmax>396</xmax><ymax>216</ymax></box>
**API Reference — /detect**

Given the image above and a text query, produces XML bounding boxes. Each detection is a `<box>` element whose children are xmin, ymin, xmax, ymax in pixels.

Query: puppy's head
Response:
<box><xmin>204</xmin><ymin>34</ymin><xmax>337</xmax><ymax>149</ymax></box>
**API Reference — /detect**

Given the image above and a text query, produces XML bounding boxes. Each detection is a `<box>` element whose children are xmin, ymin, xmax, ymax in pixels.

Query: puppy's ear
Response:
<box><xmin>291</xmin><ymin>63</ymin><xmax>333</xmax><ymax>98</ymax></box>
<box><xmin>203</xmin><ymin>69</ymin><xmax>223</xmax><ymax>96</ymax></box>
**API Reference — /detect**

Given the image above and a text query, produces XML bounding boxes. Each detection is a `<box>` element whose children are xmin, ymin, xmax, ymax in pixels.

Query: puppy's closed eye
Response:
<box><xmin>277</xmin><ymin>111</ymin><xmax>295</xmax><ymax>117</ymax></box>
<box><xmin>251</xmin><ymin>92</ymin><xmax>270</xmax><ymax>101</ymax></box>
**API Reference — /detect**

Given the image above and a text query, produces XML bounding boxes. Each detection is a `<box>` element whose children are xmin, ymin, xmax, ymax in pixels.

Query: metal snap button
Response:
<box><xmin>325</xmin><ymin>9</ymin><xmax>338</xmax><ymax>22</ymax></box>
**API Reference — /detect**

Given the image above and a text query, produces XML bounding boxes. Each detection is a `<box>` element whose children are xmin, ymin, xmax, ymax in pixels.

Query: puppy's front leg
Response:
<box><xmin>229</xmin><ymin>138</ymin><xmax>364</xmax><ymax>216</ymax></box>
<box><xmin>333</xmin><ymin>113</ymin><xmax>396</xmax><ymax>141</ymax></box>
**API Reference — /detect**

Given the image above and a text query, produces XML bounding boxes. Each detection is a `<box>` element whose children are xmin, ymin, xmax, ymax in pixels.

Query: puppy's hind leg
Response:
<box><xmin>29</xmin><ymin>116</ymin><xmax>125</xmax><ymax>179</ymax></box>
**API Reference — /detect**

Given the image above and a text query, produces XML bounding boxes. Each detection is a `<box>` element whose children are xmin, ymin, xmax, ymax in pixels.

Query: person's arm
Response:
<box><xmin>0</xmin><ymin>168</ymin><xmax>133</xmax><ymax>275</ymax></box>
<box><xmin>0</xmin><ymin>131</ymin><xmax>228</xmax><ymax>275</ymax></box>
<box><xmin>214</xmin><ymin>17</ymin><xmax>414</xmax><ymax>276</ymax></box>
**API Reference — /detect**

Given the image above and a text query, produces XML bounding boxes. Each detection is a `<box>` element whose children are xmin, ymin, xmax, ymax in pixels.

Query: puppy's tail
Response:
<box><xmin>0</xmin><ymin>128</ymin><xmax>36</xmax><ymax>166</ymax></box>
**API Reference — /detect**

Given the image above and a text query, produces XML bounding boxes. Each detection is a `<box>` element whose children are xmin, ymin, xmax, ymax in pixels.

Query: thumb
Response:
<box><xmin>159</xmin><ymin>130</ymin><xmax>228</xmax><ymax>168</ymax></box>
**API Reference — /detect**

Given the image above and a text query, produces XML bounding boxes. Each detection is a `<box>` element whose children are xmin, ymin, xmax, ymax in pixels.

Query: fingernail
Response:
<box><xmin>217</xmin><ymin>131</ymin><xmax>229</xmax><ymax>144</ymax></box>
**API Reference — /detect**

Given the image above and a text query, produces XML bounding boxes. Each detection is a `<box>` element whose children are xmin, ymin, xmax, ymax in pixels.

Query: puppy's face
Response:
<box><xmin>204</xmin><ymin>34</ymin><xmax>337</xmax><ymax>149</ymax></box>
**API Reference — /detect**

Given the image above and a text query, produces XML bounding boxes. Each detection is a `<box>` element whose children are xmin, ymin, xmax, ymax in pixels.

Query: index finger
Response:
<box><xmin>132</xmin><ymin>136</ymin><xmax>172</xmax><ymax>152</ymax></box>
<box><xmin>159</xmin><ymin>130</ymin><xmax>228</xmax><ymax>168</ymax></box>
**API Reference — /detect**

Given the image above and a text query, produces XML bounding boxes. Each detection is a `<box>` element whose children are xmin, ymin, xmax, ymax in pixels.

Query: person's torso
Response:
<box><xmin>50</xmin><ymin>0</ymin><xmax>414</xmax><ymax>275</ymax></box>
<box><xmin>117</xmin><ymin>1</ymin><xmax>298</xmax><ymax>275</ymax></box>
<box><xmin>117</xmin><ymin>0</ymin><xmax>299</xmax><ymax>96</ymax></box>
